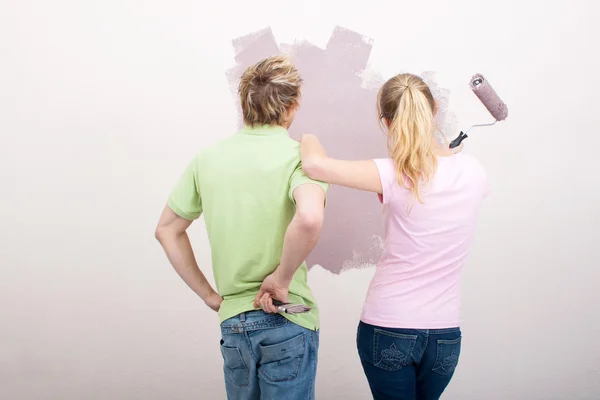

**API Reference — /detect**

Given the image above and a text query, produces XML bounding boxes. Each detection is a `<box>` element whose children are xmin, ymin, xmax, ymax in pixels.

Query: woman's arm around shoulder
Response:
<box><xmin>300</xmin><ymin>134</ymin><xmax>383</xmax><ymax>194</ymax></box>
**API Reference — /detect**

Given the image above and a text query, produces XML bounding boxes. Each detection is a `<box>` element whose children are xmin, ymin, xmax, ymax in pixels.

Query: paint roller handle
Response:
<box><xmin>449</xmin><ymin>131</ymin><xmax>468</xmax><ymax>149</ymax></box>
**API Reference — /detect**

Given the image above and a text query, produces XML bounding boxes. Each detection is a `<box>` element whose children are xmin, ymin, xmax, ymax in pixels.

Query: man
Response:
<box><xmin>155</xmin><ymin>56</ymin><xmax>327</xmax><ymax>400</ymax></box>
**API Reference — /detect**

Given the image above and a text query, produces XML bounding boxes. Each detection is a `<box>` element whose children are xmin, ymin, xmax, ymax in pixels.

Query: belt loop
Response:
<box><xmin>239</xmin><ymin>312</ymin><xmax>246</xmax><ymax>323</ymax></box>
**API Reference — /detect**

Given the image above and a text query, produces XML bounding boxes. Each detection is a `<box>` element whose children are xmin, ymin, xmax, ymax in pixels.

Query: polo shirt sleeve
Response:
<box><xmin>288</xmin><ymin>163</ymin><xmax>329</xmax><ymax>205</ymax></box>
<box><xmin>167</xmin><ymin>156</ymin><xmax>203</xmax><ymax>220</ymax></box>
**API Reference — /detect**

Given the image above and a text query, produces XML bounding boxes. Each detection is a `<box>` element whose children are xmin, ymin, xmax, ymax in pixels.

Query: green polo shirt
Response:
<box><xmin>167</xmin><ymin>125</ymin><xmax>328</xmax><ymax>331</ymax></box>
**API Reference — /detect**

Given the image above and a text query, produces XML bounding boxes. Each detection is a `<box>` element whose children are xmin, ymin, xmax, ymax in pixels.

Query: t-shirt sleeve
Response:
<box><xmin>483</xmin><ymin>174</ymin><xmax>491</xmax><ymax>198</ymax></box>
<box><xmin>472</xmin><ymin>156</ymin><xmax>490</xmax><ymax>199</ymax></box>
<box><xmin>372</xmin><ymin>158</ymin><xmax>396</xmax><ymax>205</ymax></box>
<box><xmin>288</xmin><ymin>164</ymin><xmax>329</xmax><ymax>204</ymax></box>
<box><xmin>167</xmin><ymin>156</ymin><xmax>203</xmax><ymax>220</ymax></box>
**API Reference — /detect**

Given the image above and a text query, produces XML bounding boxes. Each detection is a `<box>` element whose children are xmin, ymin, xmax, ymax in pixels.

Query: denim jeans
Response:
<box><xmin>357</xmin><ymin>321</ymin><xmax>461</xmax><ymax>400</ymax></box>
<box><xmin>219</xmin><ymin>310</ymin><xmax>319</xmax><ymax>400</ymax></box>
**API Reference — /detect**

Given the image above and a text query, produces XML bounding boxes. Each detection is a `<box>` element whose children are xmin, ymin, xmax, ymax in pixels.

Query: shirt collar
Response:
<box><xmin>240</xmin><ymin>124</ymin><xmax>289</xmax><ymax>136</ymax></box>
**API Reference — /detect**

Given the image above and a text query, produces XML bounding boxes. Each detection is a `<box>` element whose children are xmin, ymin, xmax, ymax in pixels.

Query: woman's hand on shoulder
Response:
<box><xmin>300</xmin><ymin>134</ymin><xmax>326</xmax><ymax>157</ymax></box>
<box><xmin>300</xmin><ymin>134</ymin><xmax>328</xmax><ymax>179</ymax></box>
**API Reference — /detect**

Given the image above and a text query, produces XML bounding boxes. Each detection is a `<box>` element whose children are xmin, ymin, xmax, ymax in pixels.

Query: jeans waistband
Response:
<box><xmin>359</xmin><ymin>321</ymin><xmax>460</xmax><ymax>335</ymax></box>
<box><xmin>221</xmin><ymin>310</ymin><xmax>288</xmax><ymax>334</ymax></box>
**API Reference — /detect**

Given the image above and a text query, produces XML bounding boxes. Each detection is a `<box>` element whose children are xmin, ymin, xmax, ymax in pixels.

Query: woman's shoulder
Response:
<box><xmin>437</xmin><ymin>153</ymin><xmax>488</xmax><ymax>193</ymax></box>
<box><xmin>452</xmin><ymin>153</ymin><xmax>489</xmax><ymax>195</ymax></box>
<box><xmin>450</xmin><ymin>153</ymin><xmax>486</xmax><ymax>173</ymax></box>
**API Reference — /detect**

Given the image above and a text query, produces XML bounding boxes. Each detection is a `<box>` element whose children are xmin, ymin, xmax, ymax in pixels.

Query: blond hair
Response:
<box><xmin>378</xmin><ymin>73</ymin><xmax>437</xmax><ymax>205</ymax></box>
<box><xmin>238</xmin><ymin>56</ymin><xmax>302</xmax><ymax>127</ymax></box>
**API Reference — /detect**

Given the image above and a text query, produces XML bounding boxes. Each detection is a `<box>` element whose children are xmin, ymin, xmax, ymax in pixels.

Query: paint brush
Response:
<box><xmin>272</xmin><ymin>299</ymin><xmax>312</xmax><ymax>314</ymax></box>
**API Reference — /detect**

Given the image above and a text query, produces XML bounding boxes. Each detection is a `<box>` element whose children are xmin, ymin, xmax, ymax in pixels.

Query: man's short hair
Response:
<box><xmin>238</xmin><ymin>56</ymin><xmax>302</xmax><ymax>126</ymax></box>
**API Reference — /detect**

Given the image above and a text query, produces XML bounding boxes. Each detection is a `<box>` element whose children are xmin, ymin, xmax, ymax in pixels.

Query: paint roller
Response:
<box><xmin>449</xmin><ymin>74</ymin><xmax>508</xmax><ymax>148</ymax></box>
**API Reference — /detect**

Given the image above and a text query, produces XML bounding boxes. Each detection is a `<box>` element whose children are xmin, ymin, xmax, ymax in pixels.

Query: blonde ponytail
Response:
<box><xmin>378</xmin><ymin>74</ymin><xmax>437</xmax><ymax>207</ymax></box>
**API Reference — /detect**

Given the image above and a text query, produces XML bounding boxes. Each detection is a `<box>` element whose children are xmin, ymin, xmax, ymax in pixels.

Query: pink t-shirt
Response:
<box><xmin>360</xmin><ymin>154</ymin><xmax>489</xmax><ymax>329</ymax></box>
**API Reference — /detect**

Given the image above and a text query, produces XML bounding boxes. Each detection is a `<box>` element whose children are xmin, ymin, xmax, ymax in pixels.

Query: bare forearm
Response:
<box><xmin>275</xmin><ymin>215</ymin><xmax>321</xmax><ymax>284</ymax></box>
<box><xmin>301</xmin><ymin>134</ymin><xmax>383</xmax><ymax>193</ymax></box>
<box><xmin>158</xmin><ymin>232</ymin><xmax>216</xmax><ymax>300</ymax></box>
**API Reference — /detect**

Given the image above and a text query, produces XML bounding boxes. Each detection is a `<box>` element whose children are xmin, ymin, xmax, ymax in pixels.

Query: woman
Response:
<box><xmin>300</xmin><ymin>73</ymin><xmax>489</xmax><ymax>400</ymax></box>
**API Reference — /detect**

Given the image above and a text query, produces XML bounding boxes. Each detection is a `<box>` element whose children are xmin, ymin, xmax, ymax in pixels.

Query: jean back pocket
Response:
<box><xmin>432</xmin><ymin>336</ymin><xmax>461</xmax><ymax>376</ymax></box>
<box><xmin>373</xmin><ymin>329</ymin><xmax>418</xmax><ymax>371</ymax></box>
<box><xmin>258</xmin><ymin>333</ymin><xmax>306</xmax><ymax>383</ymax></box>
<box><xmin>220</xmin><ymin>344</ymin><xmax>250</xmax><ymax>387</ymax></box>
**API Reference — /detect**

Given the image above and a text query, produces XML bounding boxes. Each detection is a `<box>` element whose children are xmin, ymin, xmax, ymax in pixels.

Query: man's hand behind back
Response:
<box><xmin>253</xmin><ymin>182</ymin><xmax>325</xmax><ymax>314</ymax></box>
<box><xmin>204</xmin><ymin>290</ymin><xmax>223</xmax><ymax>312</ymax></box>
<box><xmin>254</xmin><ymin>271</ymin><xmax>290</xmax><ymax>314</ymax></box>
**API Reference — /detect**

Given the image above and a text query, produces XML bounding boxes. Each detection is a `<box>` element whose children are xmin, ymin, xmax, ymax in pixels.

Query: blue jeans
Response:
<box><xmin>219</xmin><ymin>310</ymin><xmax>319</xmax><ymax>400</ymax></box>
<box><xmin>357</xmin><ymin>321</ymin><xmax>461</xmax><ymax>400</ymax></box>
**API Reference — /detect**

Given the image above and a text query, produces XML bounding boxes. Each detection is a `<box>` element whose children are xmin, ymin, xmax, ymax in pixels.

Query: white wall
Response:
<box><xmin>1</xmin><ymin>0</ymin><xmax>599</xmax><ymax>399</ymax></box>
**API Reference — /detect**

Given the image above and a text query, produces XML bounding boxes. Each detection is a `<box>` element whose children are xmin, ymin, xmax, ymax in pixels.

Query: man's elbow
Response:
<box><xmin>295</xmin><ymin>211</ymin><xmax>324</xmax><ymax>235</ymax></box>
<box><xmin>154</xmin><ymin>226</ymin><xmax>165</xmax><ymax>242</ymax></box>
<box><xmin>302</xmin><ymin>157</ymin><xmax>325</xmax><ymax>181</ymax></box>
<box><xmin>154</xmin><ymin>225</ymin><xmax>173</xmax><ymax>243</ymax></box>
